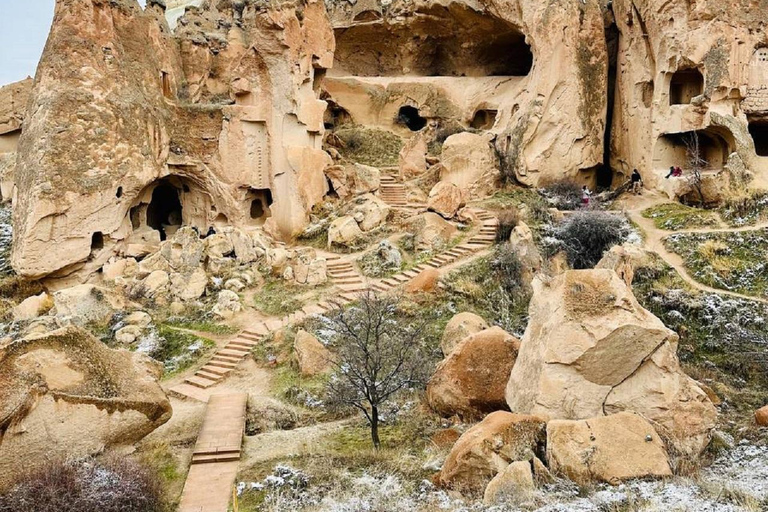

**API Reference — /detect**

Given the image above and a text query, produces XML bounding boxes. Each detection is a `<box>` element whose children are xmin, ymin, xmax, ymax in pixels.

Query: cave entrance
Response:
<box><xmin>323</xmin><ymin>100</ymin><xmax>353</xmax><ymax>130</ymax></box>
<box><xmin>669</xmin><ymin>69</ymin><xmax>704</xmax><ymax>105</ymax></box>
<box><xmin>332</xmin><ymin>5</ymin><xmax>533</xmax><ymax>77</ymax></box>
<box><xmin>653</xmin><ymin>130</ymin><xmax>730</xmax><ymax>174</ymax></box>
<box><xmin>748</xmin><ymin>121</ymin><xmax>768</xmax><ymax>156</ymax></box>
<box><xmin>248</xmin><ymin>188</ymin><xmax>273</xmax><ymax>225</ymax></box>
<box><xmin>470</xmin><ymin>109</ymin><xmax>497</xmax><ymax>130</ymax></box>
<box><xmin>146</xmin><ymin>182</ymin><xmax>182</xmax><ymax>241</ymax></box>
<box><xmin>397</xmin><ymin>106</ymin><xmax>427</xmax><ymax>131</ymax></box>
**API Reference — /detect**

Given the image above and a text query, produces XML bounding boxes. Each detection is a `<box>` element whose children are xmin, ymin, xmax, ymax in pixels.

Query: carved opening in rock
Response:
<box><xmin>0</xmin><ymin>128</ymin><xmax>21</xmax><ymax>154</ymax></box>
<box><xmin>326</xmin><ymin>176</ymin><xmax>339</xmax><ymax>199</ymax></box>
<box><xmin>116</xmin><ymin>186</ymin><xmax>123</xmax><ymax>198</ymax></box>
<box><xmin>146</xmin><ymin>182</ymin><xmax>183</xmax><ymax>241</ymax></box>
<box><xmin>332</xmin><ymin>5</ymin><xmax>533</xmax><ymax>77</ymax></box>
<box><xmin>748</xmin><ymin>48</ymin><xmax>768</xmax><ymax>87</ymax></box>
<box><xmin>748</xmin><ymin>121</ymin><xmax>768</xmax><ymax>156</ymax></box>
<box><xmin>324</xmin><ymin>100</ymin><xmax>353</xmax><ymax>130</ymax></box>
<box><xmin>470</xmin><ymin>109</ymin><xmax>497</xmax><ymax>130</ymax></box>
<box><xmin>669</xmin><ymin>69</ymin><xmax>703</xmax><ymax>105</ymax></box>
<box><xmin>161</xmin><ymin>71</ymin><xmax>172</xmax><ymax>99</ymax></box>
<box><xmin>398</xmin><ymin>106</ymin><xmax>427</xmax><ymax>131</ymax></box>
<box><xmin>213</xmin><ymin>213</ymin><xmax>229</xmax><ymax>227</ymax></box>
<box><xmin>248</xmin><ymin>188</ymin><xmax>273</xmax><ymax>225</ymax></box>
<box><xmin>653</xmin><ymin>130</ymin><xmax>731</xmax><ymax>173</ymax></box>
<box><xmin>640</xmin><ymin>80</ymin><xmax>654</xmax><ymax>108</ymax></box>
<box><xmin>91</xmin><ymin>232</ymin><xmax>104</xmax><ymax>252</ymax></box>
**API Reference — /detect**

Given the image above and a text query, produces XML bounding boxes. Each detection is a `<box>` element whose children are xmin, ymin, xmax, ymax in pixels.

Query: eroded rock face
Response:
<box><xmin>437</xmin><ymin>411</ymin><xmax>546</xmax><ymax>493</ymax></box>
<box><xmin>427</xmin><ymin>326</ymin><xmax>520</xmax><ymax>419</ymax></box>
<box><xmin>505</xmin><ymin>269</ymin><xmax>717</xmax><ymax>458</ymax></box>
<box><xmin>12</xmin><ymin>0</ymin><xmax>333</xmax><ymax>281</ymax></box>
<box><xmin>546</xmin><ymin>412</ymin><xmax>672</xmax><ymax>485</ymax></box>
<box><xmin>0</xmin><ymin>326</ymin><xmax>171</xmax><ymax>486</ymax></box>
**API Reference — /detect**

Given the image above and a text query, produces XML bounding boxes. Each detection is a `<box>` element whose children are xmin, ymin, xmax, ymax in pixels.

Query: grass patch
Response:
<box><xmin>642</xmin><ymin>203</ymin><xmax>720</xmax><ymax>231</ymax></box>
<box><xmin>164</xmin><ymin>319</ymin><xmax>237</xmax><ymax>335</ymax></box>
<box><xmin>253</xmin><ymin>280</ymin><xmax>314</xmax><ymax>317</ymax></box>
<box><xmin>719</xmin><ymin>190</ymin><xmax>768</xmax><ymax>227</ymax></box>
<box><xmin>154</xmin><ymin>324</ymin><xmax>215</xmax><ymax>378</ymax></box>
<box><xmin>475</xmin><ymin>187</ymin><xmax>552</xmax><ymax>225</ymax></box>
<box><xmin>334</xmin><ymin>126</ymin><xmax>403</xmax><ymax>167</ymax></box>
<box><xmin>664</xmin><ymin>229</ymin><xmax>768</xmax><ymax>298</ymax></box>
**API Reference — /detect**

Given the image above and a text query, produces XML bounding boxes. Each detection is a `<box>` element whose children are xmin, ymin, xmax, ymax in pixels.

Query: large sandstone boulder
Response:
<box><xmin>352</xmin><ymin>193</ymin><xmax>391</xmax><ymax>231</ymax></box>
<box><xmin>427</xmin><ymin>327</ymin><xmax>520</xmax><ymax>419</ymax></box>
<box><xmin>508</xmin><ymin>221</ymin><xmax>542</xmax><ymax>285</ymax></box>
<box><xmin>0</xmin><ymin>326</ymin><xmax>171</xmax><ymax>486</ymax></box>
<box><xmin>595</xmin><ymin>244</ymin><xmax>653</xmax><ymax>286</ymax></box>
<box><xmin>12</xmin><ymin>292</ymin><xmax>53</xmax><ymax>321</ymax></box>
<box><xmin>506</xmin><ymin>270</ymin><xmax>717</xmax><ymax>458</ymax></box>
<box><xmin>483</xmin><ymin>460</ymin><xmax>535</xmax><ymax>506</ymax></box>
<box><xmin>437</xmin><ymin>411</ymin><xmax>546</xmax><ymax>492</ymax></box>
<box><xmin>755</xmin><ymin>405</ymin><xmax>768</xmax><ymax>426</ymax></box>
<box><xmin>52</xmin><ymin>284</ymin><xmax>124</xmax><ymax>325</ymax></box>
<box><xmin>328</xmin><ymin>215</ymin><xmax>364</xmax><ymax>247</ymax></box>
<box><xmin>439</xmin><ymin>133</ymin><xmax>500</xmax><ymax>199</ymax></box>
<box><xmin>441</xmin><ymin>312</ymin><xmax>489</xmax><ymax>356</ymax></box>
<box><xmin>407</xmin><ymin>212</ymin><xmax>458</xmax><ymax>251</ymax></box>
<box><xmin>546</xmin><ymin>412</ymin><xmax>672</xmax><ymax>485</ymax></box>
<box><xmin>427</xmin><ymin>182</ymin><xmax>464</xmax><ymax>219</ymax></box>
<box><xmin>293</xmin><ymin>330</ymin><xmax>332</xmax><ymax>376</ymax></box>
<box><xmin>404</xmin><ymin>267</ymin><xmax>440</xmax><ymax>293</ymax></box>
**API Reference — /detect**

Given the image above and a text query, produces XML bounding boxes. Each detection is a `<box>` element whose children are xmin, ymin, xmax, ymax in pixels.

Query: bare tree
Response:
<box><xmin>322</xmin><ymin>291</ymin><xmax>431</xmax><ymax>449</ymax></box>
<box><xmin>683</xmin><ymin>131</ymin><xmax>707</xmax><ymax>206</ymax></box>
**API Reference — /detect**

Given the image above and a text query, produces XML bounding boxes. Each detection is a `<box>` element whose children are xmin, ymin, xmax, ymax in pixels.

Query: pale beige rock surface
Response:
<box><xmin>440</xmin><ymin>312</ymin><xmax>489</xmax><ymax>356</ymax></box>
<box><xmin>482</xmin><ymin>460</ymin><xmax>535</xmax><ymax>506</ymax></box>
<box><xmin>505</xmin><ymin>269</ymin><xmax>717</xmax><ymax>457</ymax></box>
<box><xmin>294</xmin><ymin>329</ymin><xmax>332</xmax><ymax>376</ymax></box>
<box><xmin>427</xmin><ymin>181</ymin><xmax>464</xmax><ymax>219</ymax></box>
<box><xmin>546</xmin><ymin>412</ymin><xmax>672</xmax><ymax>485</ymax></box>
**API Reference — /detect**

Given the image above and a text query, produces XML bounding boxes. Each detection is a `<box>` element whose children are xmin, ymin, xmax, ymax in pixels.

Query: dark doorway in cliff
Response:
<box><xmin>398</xmin><ymin>106</ymin><xmax>427</xmax><ymax>131</ymax></box>
<box><xmin>147</xmin><ymin>183</ymin><xmax>182</xmax><ymax>241</ymax></box>
<box><xmin>748</xmin><ymin>121</ymin><xmax>768</xmax><ymax>156</ymax></box>
<box><xmin>248</xmin><ymin>188</ymin><xmax>273</xmax><ymax>225</ymax></box>
<box><xmin>669</xmin><ymin>69</ymin><xmax>704</xmax><ymax>105</ymax></box>
<box><xmin>324</xmin><ymin>101</ymin><xmax>353</xmax><ymax>130</ymax></box>
<box><xmin>91</xmin><ymin>232</ymin><xmax>104</xmax><ymax>252</ymax></box>
<box><xmin>470</xmin><ymin>109</ymin><xmax>497</xmax><ymax>130</ymax></box>
<box><xmin>653</xmin><ymin>130</ymin><xmax>730</xmax><ymax>173</ymax></box>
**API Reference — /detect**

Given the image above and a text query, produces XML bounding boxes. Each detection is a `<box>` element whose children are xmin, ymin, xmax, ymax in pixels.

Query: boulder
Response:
<box><xmin>546</xmin><ymin>412</ymin><xmax>672</xmax><ymax>485</ymax></box>
<box><xmin>508</xmin><ymin>221</ymin><xmax>542</xmax><ymax>285</ymax></box>
<box><xmin>12</xmin><ymin>292</ymin><xmax>53</xmax><ymax>321</ymax></box>
<box><xmin>427</xmin><ymin>182</ymin><xmax>464</xmax><ymax>219</ymax></box>
<box><xmin>226</xmin><ymin>228</ymin><xmax>259</xmax><ymax>264</ymax></box>
<box><xmin>115</xmin><ymin>324</ymin><xmax>144</xmax><ymax>345</ymax></box>
<box><xmin>505</xmin><ymin>270</ymin><xmax>717</xmax><ymax>458</ymax></box>
<box><xmin>102</xmin><ymin>257</ymin><xmax>138</xmax><ymax>281</ymax></box>
<box><xmin>52</xmin><ymin>285</ymin><xmax>123</xmax><ymax>325</ymax></box>
<box><xmin>441</xmin><ymin>312</ymin><xmax>489</xmax><ymax>356</ymax></box>
<box><xmin>328</xmin><ymin>215</ymin><xmax>364</xmax><ymax>247</ymax></box>
<box><xmin>427</xmin><ymin>326</ymin><xmax>520</xmax><ymax>419</ymax></box>
<box><xmin>352</xmin><ymin>193</ymin><xmax>390</xmax><ymax>231</ymax></box>
<box><xmin>159</xmin><ymin>227</ymin><xmax>205</xmax><ymax>273</ymax></box>
<box><xmin>212</xmin><ymin>290</ymin><xmax>241</xmax><ymax>319</ymax></box>
<box><xmin>407</xmin><ymin>212</ymin><xmax>459</xmax><ymax>250</ymax></box>
<box><xmin>437</xmin><ymin>411</ymin><xmax>546</xmax><ymax>492</ymax></box>
<box><xmin>398</xmin><ymin>133</ymin><xmax>428</xmax><ymax>179</ymax></box>
<box><xmin>440</xmin><ymin>132</ymin><xmax>500</xmax><ymax>199</ymax></box>
<box><xmin>205</xmin><ymin>234</ymin><xmax>234</xmax><ymax>259</ymax></box>
<box><xmin>142</xmin><ymin>270</ymin><xmax>170</xmax><ymax>298</ymax></box>
<box><xmin>170</xmin><ymin>267</ymin><xmax>207</xmax><ymax>300</ymax></box>
<box><xmin>755</xmin><ymin>405</ymin><xmax>768</xmax><ymax>426</ymax></box>
<box><xmin>293</xmin><ymin>248</ymin><xmax>328</xmax><ymax>285</ymax></box>
<box><xmin>596</xmin><ymin>244</ymin><xmax>653</xmax><ymax>286</ymax></box>
<box><xmin>0</xmin><ymin>326</ymin><xmax>171</xmax><ymax>486</ymax></box>
<box><xmin>376</xmin><ymin>240</ymin><xmax>402</xmax><ymax>269</ymax></box>
<box><xmin>483</xmin><ymin>460</ymin><xmax>535</xmax><ymax>506</ymax></box>
<box><xmin>404</xmin><ymin>267</ymin><xmax>440</xmax><ymax>293</ymax></box>
<box><xmin>351</xmin><ymin>163</ymin><xmax>381</xmax><ymax>195</ymax></box>
<box><xmin>293</xmin><ymin>330</ymin><xmax>332</xmax><ymax>376</ymax></box>
<box><xmin>123</xmin><ymin>311</ymin><xmax>151</xmax><ymax>328</ymax></box>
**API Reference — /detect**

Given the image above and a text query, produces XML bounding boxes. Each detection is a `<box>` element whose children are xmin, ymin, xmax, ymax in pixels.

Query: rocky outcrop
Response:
<box><xmin>437</xmin><ymin>411</ymin><xmax>546</xmax><ymax>493</ymax></box>
<box><xmin>546</xmin><ymin>412</ymin><xmax>672</xmax><ymax>485</ymax></box>
<box><xmin>440</xmin><ymin>312</ymin><xmax>489</xmax><ymax>356</ymax></box>
<box><xmin>427</xmin><ymin>181</ymin><xmax>464</xmax><ymax>219</ymax></box>
<box><xmin>0</xmin><ymin>326</ymin><xmax>171</xmax><ymax>486</ymax></box>
<box><xmin>756</xmin><ymin>405</ymin><xmax>768</xmax><ymax>426</ymax></box>
<box><xmin>427</xmin><ymin>326</ymin><xmax>520</xmax><ymax>419</ymax></box>
<box><xmin>12</xmin><ymin>0</ymin><xmax>333</xmax><ymax>281</ymax></box>
<box><xmin>294</xmin><ymin>330</ymin><xmax>332</xmax><ymax>376</ymax></box>
<box><xmin>506</xmin><ymin>269</ymin><xmax>717</xmax><ymax>458</ymax></box>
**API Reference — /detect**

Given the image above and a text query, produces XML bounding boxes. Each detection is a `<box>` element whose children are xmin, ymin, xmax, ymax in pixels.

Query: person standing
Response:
<box><xmin>581</xmin><ymin>185</ymin><xmax>591</xmax><ymax>207</ymax></box>
<box><xmin>631</xmin><ymin>169</ymin><xmax>643</xmax><ymax>194</ymax></box>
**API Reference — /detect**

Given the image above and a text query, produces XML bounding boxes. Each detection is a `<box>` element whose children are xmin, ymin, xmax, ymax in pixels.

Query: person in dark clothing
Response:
<box><xmin>665</xmin><ymin>166</ymin><xmax>675</xmax><ymax>179</ymax></box>
<box><xmin>204</xmin><ymin>226</ymin><xmax>216</xmax><ymax>238</ymax></box>
<box><xmin>631</xmin><ymin>169</ymin><xmax>643</xmax><ymax>194</ymax></box>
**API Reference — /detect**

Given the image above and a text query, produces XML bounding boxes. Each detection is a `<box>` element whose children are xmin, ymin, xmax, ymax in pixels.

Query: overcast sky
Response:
<box><xmin>0</xmin><ymin>0</ymin><xmax>148</xmax><ymax>87</ymax></box>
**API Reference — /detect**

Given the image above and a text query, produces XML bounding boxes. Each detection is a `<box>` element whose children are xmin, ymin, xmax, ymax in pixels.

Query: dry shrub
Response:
<box><xmin>495</xmin><ymin>207</ymin><xmax>520</xmax><ymax>243</ymax></box>
<box><xmin>550</xmin><ymin>211</ymin><xmax>631</xmax><ymax>269</ymax></box>
<box><xmin>0</xmin><ymin>457</ymin><xmax>164</xmax><ymax>512</ymax></box>
<box><xmin>541</xmin><ymin>178</ymin><xmax>584</xmax><ymax>210</ymax></box>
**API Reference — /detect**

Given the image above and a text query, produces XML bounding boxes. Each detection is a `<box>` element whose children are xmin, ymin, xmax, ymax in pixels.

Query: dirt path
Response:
<box><xmin>240</xmin><ymin>419</ymin><xmax>351</xmax><ymax>467</ymax></box>
<box><xmin>619</xmin><ymin>192</ymin><xmax>768</xmax><ymax>304</ymax></box>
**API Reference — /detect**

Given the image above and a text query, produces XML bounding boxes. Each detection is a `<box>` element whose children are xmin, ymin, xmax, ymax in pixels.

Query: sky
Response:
<box><xmin>0</xmin><ymin>0</ymin><xmax>147</xmax><ymax>87</ymax></box>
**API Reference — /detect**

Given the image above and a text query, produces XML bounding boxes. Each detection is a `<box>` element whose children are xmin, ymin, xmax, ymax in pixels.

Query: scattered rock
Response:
<box><xmin>596</xmin><ymin>244</ymin><xmax>652</xmax><ymax>286</ymax></box>
<box><xmin>427</xmin><ymin>182</ymin><xmax>464</xmax><ymax>219</ymax></box>
<box><xmin>756</xmin><ymin>405</ymin><xmax>768</xmax><ymax>426</ymax></box>
<box><xmin>12</xmin><ymin>292</ymin><xmax>52</xmax><ymax>321</ymax></box>
<box><xmin>352</xmin><ymin>193</ymin><xmax>390</xmax><ymax>231</ymax></box>
<box><xmin>212</xmin><ymin>290</ymin><xmax>241</xmax><ymax>319</ymax></box>
<box><xmin>440</xmin><ymin>311</ymin><xmax>489</xmax><ymax>356</ymax></box>
<box><xmin>428</xmin><ymin>326</ymin><xmax>520</xmax><ymax>419</ymax></box>
<box><xmin>483</xmin><ymin>460</ymin><xmax>535</xmax><ymax>506</ymax></box>
<box><xmin>405</xmin><ymin>267</ymin><xmax>440</xmax><ymax>293</ymax></box>
<box><xmin>407</xmin><ymin>212</ymin><xmax>458</xmax><ymax>250</ymax></box>
<box><xmin>115</xmin><ymin>324</ymin><xmax>144</xmax><ymax>345</ymax></box>
<box><xmin>52</xmin><ymin>285</ymin><xmax>123</xmax><ymax>325</ymax></box>
<box><xmin>328</xmin><ymin>215</ymin><xmax>364</xmax><ymax>247</ymax></box>
<box><xmin>293</xmin><ymin>330</ymin><xmax>332</xmax><ymax>376</ymax></box>
<box><xmin>546</xmin><ymin>412</ymin><xmax>672</xmax><ymax>485</ymax></box>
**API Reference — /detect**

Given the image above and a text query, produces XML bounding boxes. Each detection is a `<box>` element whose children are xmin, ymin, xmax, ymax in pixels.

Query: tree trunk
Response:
<box><xmin>370</xmin><ymin>405</ymin><xmax>381</xmax><ymax>450</ymax></box>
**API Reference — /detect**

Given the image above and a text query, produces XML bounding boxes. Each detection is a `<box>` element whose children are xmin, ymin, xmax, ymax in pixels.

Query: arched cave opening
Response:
<box><xmin>332</xmin><ymin>5</ymin><xmax>533</xmax><ymax>77</ymax></box>
<box><xmin>324</xmin><ymin>101</ymin><xmax>353</xmax><ymax>130</ymax></box>
<box><xmin>653</xmin><ymin>130</ymin><xmax>730</xmax><ymax>174</ymax></box>
<box><xmin>146</xmin><ymin>182</ymin><xmax>182</xmax><ymax>241</ymax></box>
<box><xmin>748</xmin><ymin>121</ymin><xmax>768</xmax><ymax>156</ymax></box>
<box><xmin>248</xmin><ymin>188</ymin><xmax>273</xmax><ymax>225</ymax></box>
<box><xmin>397</xmin><ymin>106</ymin><xmax>427</xmax><ymax>131</ymax></box>
<box><xmin>91</xmin><ymin>232</ymin><xmax>104</xmax><ymax>252</ymax></box>
<box><xmin>470</xmin><ymin>109</ymin><xmax>497</xmax><ymax>130</ymax></box>
<box><xmin>669</xmin><ymin>69</ymin><xmax>704</xmax><ymax>105</ymax></box>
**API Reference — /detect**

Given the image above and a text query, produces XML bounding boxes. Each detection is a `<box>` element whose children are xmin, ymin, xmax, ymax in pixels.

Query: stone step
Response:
<box><xmin>190</xmin><ymin>452</ymin><xmax>241</xmax><ymax>464</ymax></box>
<box><xmin>218</xmin><ymin>349</ymin><xmax>249</xmax><ymax>358</ymax></box>
<box><xmin>207</xmin><ymin>360</ymin><xmax>238</xmax><ymax>370</ymax></box>
<box><xmin>199</xmin><ymin>364</ymin><xmax>231</xmax><ymax>376</ymax></box>
<box><xmin>212</xmin><ymin>353</ymin><xmax>241</xmax><ymax>363</ymax></box>
<box><xmin>426</xmin><ymin>261</ymin><xmax>442</xmax><ymax>268</ymax></box>
<box><xmin>228</xmin><ymin>340</ymin><xmax>256</xmax><ymax>350</ymax></box>
<box><xmin>184</xmin><ymin>375</ymin><xmax>218</xmax><ymax>389</ymax></box>
<box><xmin>302</xmin><ymin>304</ymin><xmax>325</xmax><ymax>315</ymax></box>
<box><xmin>238</xmin><ymin>332</ymin><xmax>263</xmax><ymax>341</ymax></box>
<box><xmin>402</xmin><ymin>270</ymin><xmax>419</xmax><ymax>278</ymax></box>
<box><xmin>195</xmin><ymin>369</ymin><xmax>223</xmax><ymax>381</ymax></box>
<box><xmin>392</xmin><ymin>274</ymin><xmax>410</xmax><ymax>283</ymax></box>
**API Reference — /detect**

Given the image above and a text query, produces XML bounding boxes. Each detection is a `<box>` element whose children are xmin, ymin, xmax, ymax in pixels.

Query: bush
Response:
<box><xmin>0</xmin><ymin>457</ymin><xmax>164</xmax><ymax>512</ymax></box>
<box><xmin>540</xmin><ymin>178</ymin><xmax>584</xmax><ymax>210</ymax></box>
<box><xmin>495</xmin><ymin>207</ymin><xmax>520</xmax><ymax>243</ymax></box>
<box><xmin>549</xmin><ymin>211</ymin><xmax>631</xmax><ymax>269</ymax></box>
<box><xmin>490</xmin><ymin>243</ymin><xmax>524</xmax><ymax>293</ymax></box>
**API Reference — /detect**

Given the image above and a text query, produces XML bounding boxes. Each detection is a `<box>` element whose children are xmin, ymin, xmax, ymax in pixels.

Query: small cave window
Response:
<box><xmin>397</xmin><ymin>106</ymin><xmax>427</xmax><ymax>131</ymax></box>
<box><xmin>326</xmin><ymin>177</ymin><xmax>339</xmax><ymax>200</ymax></box>
<box><xmin>146</xmin><ymin>183</ymin><xmax>182</xmax><ymax>241</ymax></box>
<box><xmin>91</xmin><ymin>232</ymin><xmax>104</xmax><ymax>251</ymax></box>
<box><xmin>248</xmin><ymin>188</ymin><xmax>273</xmax><ymax>224</ymax></box>
<box><xmin>748</xmin><ymin>121</ymin><xmax>768</xmax><ymax>156</ymax></box>
<box><xmin>470</xmin><ymin>109</ymin><xmax>497</xmax><ymax>130</ymax></box>
<box><xmin>669</xmin><ymin>69</ymin><xmax>704</xmax><ymax>105</ymax></box>
<box><xmin>116</xmin><ymin>186</ymin><xmax>123</xmax><ymax>198</ymax></box>
<box><xmin>323</xmin><ymin>101</ymin><xmax>353</xmax><ymax>130</ymax></box>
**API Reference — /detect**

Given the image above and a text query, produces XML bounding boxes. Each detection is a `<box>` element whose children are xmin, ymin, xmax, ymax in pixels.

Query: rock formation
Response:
<box><xmin>0</xmin><ymin>326</ymin><xmax>171</xmax><ymax>486</ymax></box>
<box><xmin>505</xmin><ymin>269</ymin><xmax>717</xmax><ymax>458</ymax></box>
<box><xmin>0</xmin><ymin>78</ymin><xmax>32</xmax><ymax>202</ymax></box>
<box><xmin>11</xmin><ymin>0</ymin><xmax>333</xmax><ymax>281</ymax></box>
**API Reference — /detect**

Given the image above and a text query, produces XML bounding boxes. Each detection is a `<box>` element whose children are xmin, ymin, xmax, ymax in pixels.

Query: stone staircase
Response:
<box><xmin>379</xmin><ymin>173</ymin><xmax>408</xmax><ymax>206</ymax></box>
<box><xmin>326</xmin><ymin>256</ymin><xmax>368</xmax><ymax>292</ymax></box>
<box><xmin>177</xmin><ymin>393</ymin><xmax>248</xmax><ymax>512</ymax></box>
<box><xmin>180</xmin><ymin>330</ymin><xmax>266</xmax><ymax>390</ymax></box>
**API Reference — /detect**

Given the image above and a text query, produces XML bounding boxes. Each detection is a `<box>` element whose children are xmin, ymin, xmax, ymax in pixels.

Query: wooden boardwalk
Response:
<box><xmin>177</xmin><ymin>393</ymin><xmax>248</xmax><ymax>512</ymax></box>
